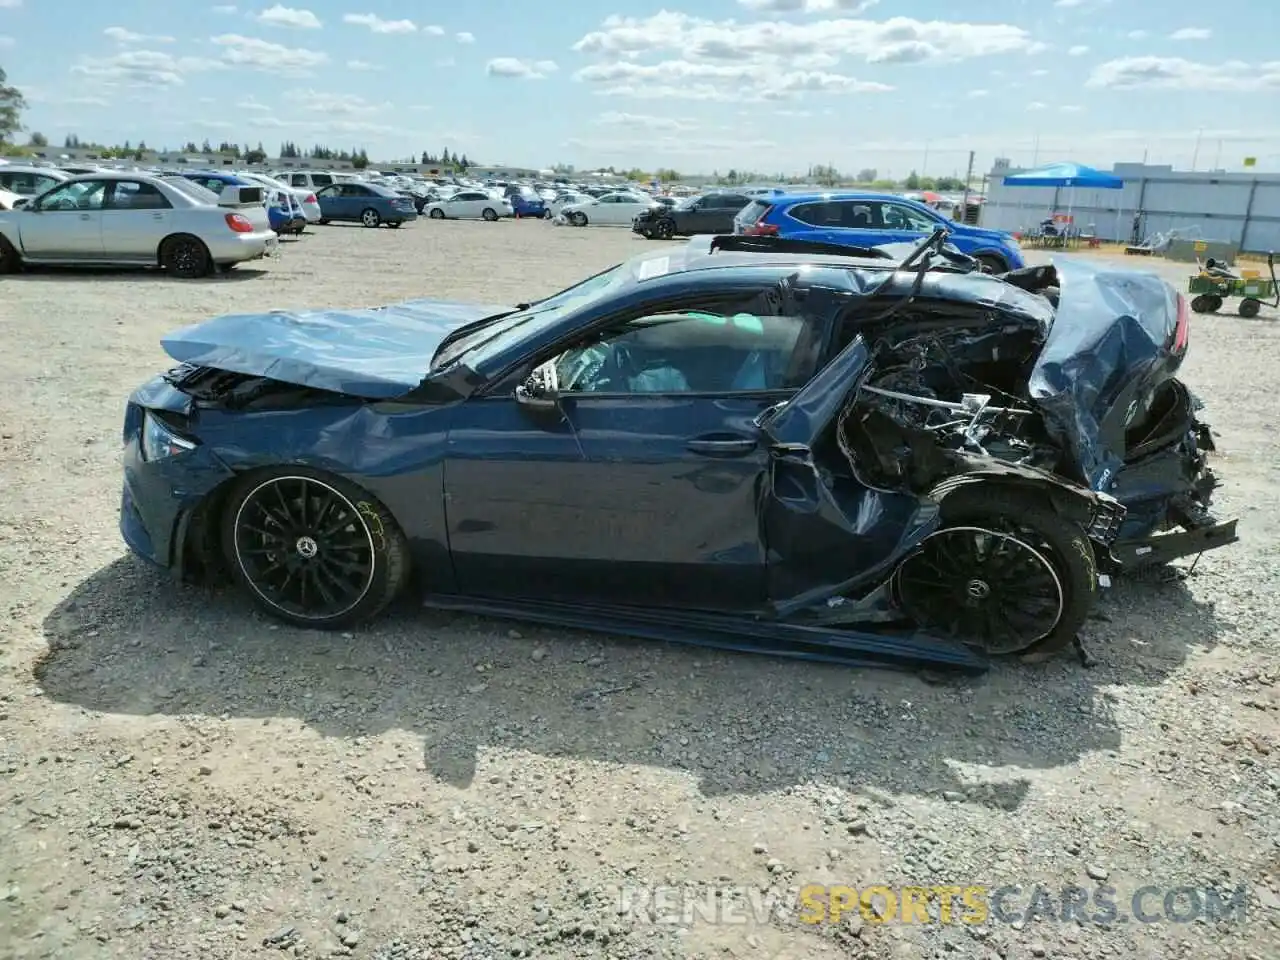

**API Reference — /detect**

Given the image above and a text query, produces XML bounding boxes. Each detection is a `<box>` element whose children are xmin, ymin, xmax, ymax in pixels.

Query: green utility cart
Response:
<box><xmin>1188</xmin><ymin>252</ymin><xmax>1277</xmax><ymax>318</ymax></box>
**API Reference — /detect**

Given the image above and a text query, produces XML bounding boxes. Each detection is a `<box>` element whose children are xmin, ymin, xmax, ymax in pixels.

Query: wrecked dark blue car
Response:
<box><xmin>120</xmin><ymin>232</ymin><xmax>1236</xmax><ymax>672</ymax></box>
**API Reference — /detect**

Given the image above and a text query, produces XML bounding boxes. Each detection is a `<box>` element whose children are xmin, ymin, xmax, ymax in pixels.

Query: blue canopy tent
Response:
<box><xmin>1002</xmin><ymin>162</ymin><xmax>1125</xmax><ymax>244</ymax></box>
<box><xmin>1002</xmin><ymin>161</ymin><xmax>1124</xmax><ymax>189</ymax></box>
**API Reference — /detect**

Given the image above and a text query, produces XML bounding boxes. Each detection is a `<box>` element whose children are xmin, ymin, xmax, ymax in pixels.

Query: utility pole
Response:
<box><xmin>961</xmin><ymin>149</ymin><xmax>975</xmax><ymax>223</ymax></box>
<box><xmin>1191</xmin><ymin>128</ymin><xmax>1203</xmax><ymax>171</ymax></box>
<box><xmin>1032</xmin><ymin>133</ymin><xmax>1040</xmax><ymax>167</ymax></box>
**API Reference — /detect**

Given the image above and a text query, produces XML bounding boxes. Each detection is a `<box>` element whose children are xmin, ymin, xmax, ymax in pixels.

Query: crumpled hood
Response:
<box><xmin>160</xmin><ymin>298</ymin><xmax>516</xmax><ymax>399</ymax></box>
<box><xmin>1029</xmin><ymin>258</ymin><xmax>1182</xmax><ymax>489</ymax></box>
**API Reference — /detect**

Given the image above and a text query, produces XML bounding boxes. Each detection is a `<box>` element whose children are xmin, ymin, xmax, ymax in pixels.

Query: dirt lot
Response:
<box><xmin>2</xmin><ymin>222</ymin><xmax>1279</xmax><ymax>960</ymax></box>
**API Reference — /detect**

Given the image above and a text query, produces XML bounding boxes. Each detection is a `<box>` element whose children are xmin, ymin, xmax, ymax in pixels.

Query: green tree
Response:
<box><xmin>856</xmin><ymin>167</ymin><xmax>877</xmax><ymax>183</ymax></box>
<box><xmin>28</xmin><ymin>130</ymin><xmax>47</xmax><ymax>147</ymax></box>
<box><xmin>352</xmin><ymin>148</ymin><xmax>369</xmax><ymax>169</ymax></box>
<box><xmin>903</xmin><ymin>170</ymin><xmax>921</xmax><ymax>190</ymax></box>
<box><xmin>0</xmin><ymin>68</ymin><xmax>27</xmax><ymax>144</ymax></box>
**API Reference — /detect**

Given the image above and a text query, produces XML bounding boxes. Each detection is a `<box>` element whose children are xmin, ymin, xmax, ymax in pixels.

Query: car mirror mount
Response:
<box><xmin>515</xmin><ymin>362</ymin><xmax>562</xmax><ymax>415</ymax></box>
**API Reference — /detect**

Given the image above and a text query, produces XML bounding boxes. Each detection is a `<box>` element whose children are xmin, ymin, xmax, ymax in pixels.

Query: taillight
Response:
<box><xmin>1173</xmin><ymin>293</ymin><xmax>1190</xmax><ymax>353</ymax></box>
<box><xmin>305</xmin><ymin>194</ymin><xmax>317</xmax><ymax>204</ymax></box>
<box><xmin>742</xmin><ymin>206</ymin><xmax>777</xmax><ymax>236</ymax></box>
<box><xmin>225</xmin><ymin>213</ymin><xmax>255</xmax><ymax>233</ymax></box>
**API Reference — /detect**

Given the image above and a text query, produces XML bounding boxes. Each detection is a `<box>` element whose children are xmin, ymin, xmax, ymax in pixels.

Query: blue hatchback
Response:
<box><xmin>734</xmin><ymin>192</ymin><xmax>1024</xmax><ymax>273</ymax></box>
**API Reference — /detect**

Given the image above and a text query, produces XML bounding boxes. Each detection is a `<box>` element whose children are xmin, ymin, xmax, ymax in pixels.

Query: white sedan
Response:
<box><xmin>561</xmin><ymin>191</ymin><xmax>659</xmax><ymax>227</ymax></box>
<box><xmin>424</xmin><ymin>190</ymin><xmax>513</xmax><ymax>221</ymax></box>
<box><xmin>548</xmin><ymin>191</ymin><xmax>594</xmax><ymax>218</ymax></box>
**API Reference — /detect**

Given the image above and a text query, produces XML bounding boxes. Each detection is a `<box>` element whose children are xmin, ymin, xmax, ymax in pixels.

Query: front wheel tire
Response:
<box><xmin>570</xmin><ymin>212</ymin><xmax>588</xmax><ymax>227</ymax></box>
<box><xmin>361</xmin><ymin>208</ymin><xmax>381</xmax><ymax>228</ymax></box>
<box><xmin>893</xmin><ymin>488</ymin><xmax>1096</xmax><ymax>659</ymax></box>
<box><xmin>220</xmin><ymin>468</ymin><xmax>411</xmax><ymax>629</ymax></box>
<box><xmin>0</xmin><ymin>234</ymin><xmax>22</xmax><ymax>273</ymax></box>
<box><xmin>482</xmin><ymin>207</ymin><xmax>499</xmax><ymax>222</ymax></box>
<box><xmin>976</xmin><ymin>254</ymin><xmax>1007</xmax><ymax>275</ymax></box>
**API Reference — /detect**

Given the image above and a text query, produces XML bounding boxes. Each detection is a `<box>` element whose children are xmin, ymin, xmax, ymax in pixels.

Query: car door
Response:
<box><xmin>314</xmin><ymin>183</ymin><xmax>343</xmax><ymax>219</ymax></box>
<box><xmin>444</xmin><ymin>294</ymin><xmax>826</xmax><ymax>609</ymax></box>
<box><xmin>877</xmin><ymin>200</ymin><xmax>941</xmax><ymax>246</ymax></box>
<box><xmin>100</xmin><ymin>180</ymin><xmax>173</xmax><ymax>261</ymax></box>
<box><xmin>16</xmin><ymin>179</ymin><xmax>108</xmax><ymax>259</ymax></box>
<box><xmin>455</xmin><ymin>192</ymin><xmax>484</xmax><ymax>218</ymax></box>
<box><xmin>343</xmin><ymin>184</ymin><xmax>374</xmax><ymax>219</ymax></box>
<box><xmin>708</xmin><ymin>194</ymin><xmax>749</xmax><ymax>233</ymax></box>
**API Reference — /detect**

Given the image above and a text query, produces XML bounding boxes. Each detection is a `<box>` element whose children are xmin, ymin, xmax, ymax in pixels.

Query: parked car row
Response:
<box><xmin>0</xmin><ymin>171</ymin><xmax>278</xmax><ymax>278</ymax></box>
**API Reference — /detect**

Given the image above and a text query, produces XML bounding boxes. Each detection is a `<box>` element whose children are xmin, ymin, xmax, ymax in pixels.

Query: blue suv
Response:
<box><xmin>733</xmin><ymin>192</ymin><xmax>1024</xmax><ymax>273</ymax></box>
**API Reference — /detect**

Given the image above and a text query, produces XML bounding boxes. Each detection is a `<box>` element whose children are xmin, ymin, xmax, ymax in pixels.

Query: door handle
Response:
<box><xmin>79</xmin><ymin>214</ymin><xmax>92</xmax><ymax>220</ymax></box>
<box><xmin>687</xmin><ymin>436</ymin><xmax>758</xmax><ymax>457</ymax></box>
<box><xmin>152</xmin><ymin>213</ymin><xmax>164</xmax><ymax>220</ymax></box>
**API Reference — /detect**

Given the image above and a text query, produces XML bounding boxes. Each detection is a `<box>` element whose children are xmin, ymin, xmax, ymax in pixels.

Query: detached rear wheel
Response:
<box><xmin>221</xmin><ymin>468</ymin><xmax>410</xmax><ymax>629</ymax></box>
<box><xmin>893</xmin><ymin>489</ymin><xmax>1096</xmax><ymax>658</ymax></box>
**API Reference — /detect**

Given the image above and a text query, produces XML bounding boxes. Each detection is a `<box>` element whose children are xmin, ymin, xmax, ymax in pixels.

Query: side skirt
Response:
<box><xmin>421</xmin><ymin>594</ymin><xmax>988</xmax><ymax>674</ymax></box>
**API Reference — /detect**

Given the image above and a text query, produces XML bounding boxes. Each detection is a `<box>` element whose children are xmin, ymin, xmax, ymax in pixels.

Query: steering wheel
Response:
<box><xmin>602</xmin><ymin>341</ymin><xmax>641</xmax><ymax>388</ymax></box>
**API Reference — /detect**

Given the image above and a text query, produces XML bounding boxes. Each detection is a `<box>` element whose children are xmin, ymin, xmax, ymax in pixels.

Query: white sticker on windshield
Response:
<box><xmin>637</xmin><ymin>256</ymin><xmax>670</xmax><ymax>280</ymax></box>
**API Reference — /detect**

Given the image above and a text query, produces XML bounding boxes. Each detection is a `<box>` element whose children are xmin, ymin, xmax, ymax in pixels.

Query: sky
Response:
<box><xmin>1</xmin><ymin>0</ymin><xmax>1277</xmax><ymax>177</ymax></box>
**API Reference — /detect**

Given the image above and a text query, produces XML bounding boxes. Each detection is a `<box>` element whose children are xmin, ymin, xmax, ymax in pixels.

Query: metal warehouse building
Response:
<box><xmin>980</xmin><ymin>160</ymin><xmax>1280</xmax><ymax>253</ymax></box>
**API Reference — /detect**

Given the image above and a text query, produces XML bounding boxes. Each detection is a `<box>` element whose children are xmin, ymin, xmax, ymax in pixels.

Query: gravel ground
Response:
<box><xmin>2</xmin><ymin>221</ymin><xmax>1279</xmax><ymax>960</ymax></box>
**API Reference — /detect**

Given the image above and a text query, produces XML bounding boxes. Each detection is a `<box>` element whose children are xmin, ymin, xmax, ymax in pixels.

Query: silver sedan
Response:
<box><xmin>0</xmin><ymin>172</ymin><xmax>277</xmax><ymax>278</ymax></box>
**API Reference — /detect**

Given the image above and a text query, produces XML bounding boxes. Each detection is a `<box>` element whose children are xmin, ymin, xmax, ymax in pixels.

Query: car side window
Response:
<box><xmin>311</xmin><ymin>174</ymin><xmax>333</xmax><ymax>186</ymax></box>
<box><xmin>838</xmin><ymin>202</ymin><xmax>878</xmax><ymax>229</ymax></box>
<box><xmin>108</xmin><ymin>181</ymin><xmax>171</xmax><ymax>210</ymax></box>
<box><xmin>35</xmin><ymin>180</ymin><xmax>109</xmax><ymax>212</ymax></box>
<box><xmin>789</xmin><ymin>201</ymin><xmax>845</xmax><ymax>227</ymax></box>
<box><xmin>883</xmin><ymin>203</ymin><xmax>936</xmax><ymax>231</ymax></box>
<box><xmin>316</xmin><ymin>184</ymin><xmax>338</xmax><ymax>197</ymax></box>
<box><xmin>549</xmin><ymin>303</ymin><xmax>817</xmax><ymax>395</ymax></box>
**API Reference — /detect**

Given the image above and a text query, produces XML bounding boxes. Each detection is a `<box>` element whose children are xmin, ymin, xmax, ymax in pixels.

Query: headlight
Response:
<box><xmin>141</xmin><ymin>412</ymin><xmax>196</xmax><ymax>461</ymax></box>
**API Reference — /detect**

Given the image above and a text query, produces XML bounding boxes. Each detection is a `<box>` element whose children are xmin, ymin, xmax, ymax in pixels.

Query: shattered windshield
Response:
<box><xmin>430</xmin><ymin>262</ymin><xmax>634</xmax><ymax>370</ymax></box>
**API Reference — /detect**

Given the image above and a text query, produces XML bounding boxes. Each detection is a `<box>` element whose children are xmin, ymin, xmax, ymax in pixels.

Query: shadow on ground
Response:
<box><xmin>35</xmin><ymin>555</ymin><xmax>1230</xmax><ymax>808</ymax></box>
<box><xmin>5</xmin><ymin>265</ymin><xmax>270</xmax><ymax>283</ymax></box>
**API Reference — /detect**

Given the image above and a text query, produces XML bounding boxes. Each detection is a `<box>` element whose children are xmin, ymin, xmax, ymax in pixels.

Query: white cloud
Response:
<box><xmin>255</xmin><ymin>5</ymin><xmax>322</xmax><ymax>29</ymax></box>
<box><xmin>1060</xmin><ymin>104</ymin><xmax>1084</xmax><ymax>113</ymax></box>
<box><xmin>968</xmin><ymin>89</ymin><xmax>989</xmax><ymax>98</ymax></box>
<box><xmin>346</xmin><ymin>59</ymin><xmax>381</xmax><ymax>71</ymax></box>
<box><xmin>598</xmin><ymin>111</ymin><xmax>695</xmax><ymax>131</ymax></box>
<box><xmin>0</xmin><ymin>0</ymin><xmax>22</xmax><ymax>6</ymax></box>
<box><xmin>212</xmin><ymin>4</ymin><xmax>237</xmax><ymax>12</ymax></box>
<box><xmin>71</xmin><ymin>49</ymin><xmax>224</xmax><ymax>87</ymax></box>
<box><xmin>456</xmin><ymin>31</ymin><xmax>475</xmax><ymax>43</ymax></box>
<box><xmin>343</xmin><ymin>13</ymin><xmax>416</xmax><ymax>34</ymax></box>
<box><xmin>572</xmin><ymin>12</ymin><xmax>1037</xmax><ymax>69</ymax></box>
<box><xmin>575</xmin><ymin>57</ymin><xmax>892</xmax><ymax>102</ymax></box>
<box><xmin>423</xmin><ymin>25</ymin><xmax>444</xmax><ymax>36</ymax></box>
<box><xmin>487</xmin><ymin>57</ymin><xmax>558</xmax><ymax>79</ymax></box>
<box><xmin>1027</xmin><ymin>101</ymin><xmax>1047</xmax><ymax>110</ymax></box>
<box><xmin>212</xmin><ymin>34</ymin><xmax>328</xmax><ymax>74</ymax></box>
<box><xmin>283</xmin><ymin>88</ymin><xmax>391</xmax><ymax>114</ymax></box>
<box><xmin>1068</xmin><ymin>45</ymin><xmax>1089</xmax><ymax>56</ymax></box>
<box><xmin>0</xmin><ymin>34</ymin><xmax>14</xmax><ymax>47</ymax></box>
<box><xmin>1053</xmin><ymin>0</ymin><xmax>1084</xmax><ymax>6</ymax></box>
<box><xmin>105</xmin><ymin>26</ymin><xmax>176</xmax><ymax>43</ymax></box>
<box><xmin>1127</xmin><ymin>30</ymin><xmax>1147</xmax><ymax>40</ymax></box>
<box><xmin>565</xmin><ymin>135</ymin><xmax>778</xmax><ymax>156</ymax></box>
<box><xmin>737</xmin><ymin>0</ymin><xmax>878</xmax><ymax>11</ymax></box>
<box><xmin>1170</xmin><ymin>27</ymin><xmax>1211</xmax><ymax>41</ymax></box>
<box><xmin>436</xmin><ymin>56</ymin><xmax>456</xmax><ymax>67</ymax></box>
<box><xmin>1087</xmin><ymin>56</ymin><xmax>1280</xmax><ymax>91</ymax></box>
<box><xmin>235</xmin><ymin>96</ymin><xmax>272</xmax><ymax>111</ymax></box>
<box><xmin>1031</xmin><ymin>68</ymin><xmax>1049</xmax><ymax>76</ymax></box>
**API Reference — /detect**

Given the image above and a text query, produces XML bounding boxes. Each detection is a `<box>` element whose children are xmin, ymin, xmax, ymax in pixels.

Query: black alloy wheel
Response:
<box><xmin>429</xmin><ymin>208</ymin><xmax>445</xmax><ymax>219</ymax></box>
<box><xmin>0</xmin><ymin>234</ymin><xmax>21</xmax><ymax>273</ymax></box>
<box><xmin>161</xmin><ymin>235</ymin><xmax>211</xmax><ymax>279</ymax></box>
<box><xmin>654</xmin><ymin>219</ymin><xmax>676</xmax><ymax>240</ymax></box>
<box><xmin>223</xmin><ymin>471</ymin><xmax>409</xmax><ymax>627</ymax></box>
<box><xmin>894</xmin><ymin>526</ymin><xmax>1065</xmax><ymax>655</ymax></box>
